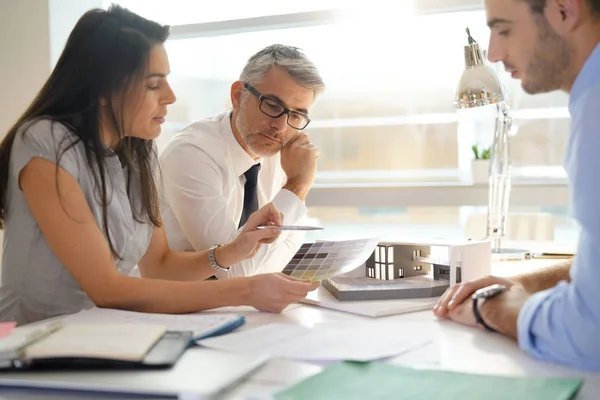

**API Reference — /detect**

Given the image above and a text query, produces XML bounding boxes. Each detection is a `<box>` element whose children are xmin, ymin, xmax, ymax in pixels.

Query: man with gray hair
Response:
<box><xmin>159</xmin><ymin>44</ymin><xmax>325</xmax><ymax>278</ymax></box>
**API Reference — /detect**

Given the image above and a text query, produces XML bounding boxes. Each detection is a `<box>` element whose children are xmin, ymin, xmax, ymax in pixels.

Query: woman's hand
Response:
<box><xmin>216</xmin><ymin>203</ymin><xmax>283</xmax><ymax>266</ymax></box>
<box><xmin>246</xmin><ymin>273</ymin><xmax>320</xmax><ymax>313</ymax></box>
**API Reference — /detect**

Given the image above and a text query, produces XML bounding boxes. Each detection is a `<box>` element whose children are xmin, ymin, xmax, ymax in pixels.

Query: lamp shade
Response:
<box><xmin>454</xmin><ymin>29</ymin><xmax>507</xmax><ymax>109</ymax></box>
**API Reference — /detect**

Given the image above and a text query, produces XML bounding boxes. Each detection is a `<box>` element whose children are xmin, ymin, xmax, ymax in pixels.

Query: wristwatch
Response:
<box><xmin>208</xmin><ymin>244</ymin><xmax>230</xmax><ymax>272</ymax></box>
<box><xmin>471</xmin><ymin>284</ymin><xmax>509</xmax><ymax>332</ymax></box>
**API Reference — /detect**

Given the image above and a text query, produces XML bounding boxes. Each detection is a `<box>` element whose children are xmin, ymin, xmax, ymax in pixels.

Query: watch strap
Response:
<box><xmin>472</xmin><ymin>296</ymin><xmax>497</xmax><ymax>333</ymax></box>
<box><xmin>208</xmin><ymin>244</ymin><xmax>229</xmax><ymax>272</ymax></box>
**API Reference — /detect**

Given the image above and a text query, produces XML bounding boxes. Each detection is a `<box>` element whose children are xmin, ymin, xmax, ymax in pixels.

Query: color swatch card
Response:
<box><xmin>282</xmin><ymin>238</ymin><xmax>379</xmax><ymax>281</ymax></box>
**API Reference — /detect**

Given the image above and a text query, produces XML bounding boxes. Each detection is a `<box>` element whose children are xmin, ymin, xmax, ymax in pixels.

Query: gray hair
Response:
<box><xmin>239</xmin><ymin>44</ymin><xmax>325</xmax><ymax>103</ymax></box>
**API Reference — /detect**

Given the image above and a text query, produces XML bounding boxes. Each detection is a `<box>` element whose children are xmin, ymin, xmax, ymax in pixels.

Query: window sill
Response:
<box><xmin>306</xmin><ymin>179</ymin><xmax>569</xmax><ymax>207</ymax></box>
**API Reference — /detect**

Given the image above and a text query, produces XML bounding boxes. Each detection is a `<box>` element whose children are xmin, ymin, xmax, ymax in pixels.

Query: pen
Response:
<box><xmin>4</xmin><ymin>321</ymin><xmax>64</xmax><ymax>369</ymax></box>
<box><xmin>257</xmin><ymin>225</ymin><xmax>324</xmax><ymax>231</ymax></box>
<box><xmin>15</xmin><ymin>321</ymin><xmax>63</xmax><ymax>355</ymax></box>
<box><xmin>530</xmin><ymin>252</ymin><xmax>574</xmax><ymax>259</ymax></box>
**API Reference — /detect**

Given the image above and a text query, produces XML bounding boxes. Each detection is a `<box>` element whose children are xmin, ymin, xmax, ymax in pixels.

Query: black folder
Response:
<box><xmin>0</xmin><ymin>330</ymin><xmax>192</xmax><ymax>371</ymax></box>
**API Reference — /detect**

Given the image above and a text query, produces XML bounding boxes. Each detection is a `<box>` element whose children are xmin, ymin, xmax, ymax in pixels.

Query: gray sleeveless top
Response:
<box><xmin>0</xmin><ymin>119</ymin><xmax>153</xmax><ymax>325</ymax></box>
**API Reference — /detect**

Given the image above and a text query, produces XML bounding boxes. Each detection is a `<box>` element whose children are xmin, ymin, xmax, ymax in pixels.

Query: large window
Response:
<box><xmin>95</xmin><ymin>1</ymin><xmax>577</xmax><ymax>239</ymax></box>
<box><xmin>105</xmin><ymin>0</ymin><xmax>570</xmax><ymax>184</ymax></box>
<box><xmin>107</xmin><ymin>0</ymin><xmax>347</xmax><ymax>25</ymax></box>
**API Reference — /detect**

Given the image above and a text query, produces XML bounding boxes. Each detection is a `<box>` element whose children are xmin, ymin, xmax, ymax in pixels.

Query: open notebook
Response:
<box><xmin>0</xmin><ymin>323</ymin><xmax>191</xmax><ymax>370</ymax></box>
<box><xmin>25</xmin><ymin>324</ymin><xmax>165</xmax><ymax>361</ymax></box>
<box><xmin>63</xmin><ymin>307</ymin><xmax>246</xmax><ymax>342</ymax></box>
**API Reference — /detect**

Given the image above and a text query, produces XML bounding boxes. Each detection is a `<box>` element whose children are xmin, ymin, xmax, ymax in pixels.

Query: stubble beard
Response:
<box><xmin>235</xmin><ymin>105</ymin><xmax>285</xmax><ymax>157</ymax></box>
<box><xmin>521</xmin><ymin>16</ymin><xmax>573</xmax><ymax>94</ymax></box>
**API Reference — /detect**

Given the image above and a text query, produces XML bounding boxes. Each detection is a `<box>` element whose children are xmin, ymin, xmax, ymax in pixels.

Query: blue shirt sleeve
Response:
<box><xmin>517</xmin><ymin>231</ymin><xmax>600</xmax><ymax>370</ymax></box>
<box><xmin>517</xmin><ymin>82</ymin><xmax>600</xmax><ymax>371</ymax></box>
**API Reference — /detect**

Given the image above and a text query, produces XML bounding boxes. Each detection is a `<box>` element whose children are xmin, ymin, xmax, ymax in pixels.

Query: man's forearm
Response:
<box><xmin>480</xmin><ymin>297</ymin><xmax>520</xmax><ymax>339</ymax></box>
<box><xmin>513</xmin><ymin>260</ymin><xmax>572</xmax><ymax>293</ymax></box>
<box><xmin>283</xmin><ymin>179</ymin><xmax>310</xmax><ymax>201</ymax></box>
<box><xmin>480</xmin><ymin>285</ymin><xmax>531</xmax><ymax>340</ymax></box>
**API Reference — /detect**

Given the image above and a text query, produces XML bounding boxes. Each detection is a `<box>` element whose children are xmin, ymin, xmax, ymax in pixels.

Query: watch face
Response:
<box><xmin>473</xmin><ymin>283</ymin><xmax>509</xmax><ymax>299</ymax></box>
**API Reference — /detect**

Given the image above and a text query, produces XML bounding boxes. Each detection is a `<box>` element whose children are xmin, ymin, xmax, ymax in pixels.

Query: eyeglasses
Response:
<box><xmin>243</xmin><ymin>83</ymin><xmax>311</xmax><ymax>130</ymax></box>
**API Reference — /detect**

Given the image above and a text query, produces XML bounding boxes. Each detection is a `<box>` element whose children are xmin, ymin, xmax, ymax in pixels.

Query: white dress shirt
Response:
<box><xmin>159</xmin><ymin>112</ymin><xmax>307</xmax><ymax>279</ymax></box>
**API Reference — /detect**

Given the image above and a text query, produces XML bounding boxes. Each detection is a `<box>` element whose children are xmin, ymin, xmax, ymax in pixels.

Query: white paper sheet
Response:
<box><xmin>26</xmin><ymin>324</ymin><xmax>166</xmax><ymax>361</ymax></box>
<box><xmin>197</xmin><ymin>322</ymin><xmax>433</xmax><ymax>362</ymax></box>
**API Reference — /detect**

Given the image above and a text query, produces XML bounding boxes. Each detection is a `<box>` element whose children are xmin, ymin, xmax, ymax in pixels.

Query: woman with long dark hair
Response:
<box><xmin>0</xmin><ymin>5</ymin><xmax>318</xmax><ymax>325</ymax></box>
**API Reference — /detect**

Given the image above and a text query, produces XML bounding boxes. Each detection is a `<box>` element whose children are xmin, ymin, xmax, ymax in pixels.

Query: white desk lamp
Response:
<box><xmin>454</xmin><ymin>28</ymin><xmax>528</xmax><ymax>259</ymax></box>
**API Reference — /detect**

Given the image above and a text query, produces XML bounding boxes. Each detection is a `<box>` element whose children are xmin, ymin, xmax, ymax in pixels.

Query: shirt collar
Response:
<box><xmin>219</xmin><ymin>112</ymin><xmax>261</xmax><ymax>177</ymax></box>
<box><xmin>569</xmin><ymin>42</ymin><xmax>600</xmax><ymax>112</ymax></box>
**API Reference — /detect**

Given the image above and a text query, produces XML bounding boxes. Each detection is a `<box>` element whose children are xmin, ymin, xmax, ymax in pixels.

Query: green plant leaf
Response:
<box><xmin>471</xmin><ymin>144</ymin><xmax>480</xmax><ymax>160</ymax></box>
<box><xmin>481</xmin><ymin>147</ymin><xmax>492</xmax><ymax>159</ymax></box>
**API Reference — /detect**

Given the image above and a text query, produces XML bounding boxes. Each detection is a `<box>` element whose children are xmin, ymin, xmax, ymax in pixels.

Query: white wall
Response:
<box><xmin>0</xmin><ymin>0</ymin><xmax>102</xmax><ymax>260</ymax></box>
<box><xmin>49</xmin><ymin>0</ymin><xmax>103</xmax><ymax>67</ymax></box>
<box><xmin>0</xmin><ymin>0</ymin><xmax>51</xmax><ymax>261</ymax></box>
<box><xmin>0</xmin><ymin>0</ymin><xmax>106</xmax><ymax>140</ymax></box>
<box><xmin>417</xmin><ymin>0</ymin><xmax>483</xmax><ymax>13</ymax></box>
<box><xmin>0</xmin><ymin>0</ymin><xmax>51</xmax><ymax>138</ymax></box>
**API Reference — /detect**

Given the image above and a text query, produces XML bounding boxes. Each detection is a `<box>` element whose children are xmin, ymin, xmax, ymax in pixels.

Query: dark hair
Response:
<box><xmin>523</xmin><ymin>0</ymin><xmax>600</xmax><ymax>15</ymax></box>
<box><xmin>0</xmin><ymin>4</ymin><xmax>170</xmax><ymax>258</ymax></box>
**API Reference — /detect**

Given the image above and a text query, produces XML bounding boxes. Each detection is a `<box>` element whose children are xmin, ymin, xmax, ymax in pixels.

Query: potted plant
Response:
<box><xmin>471</xmin><ymin>144</ymin><xmax>491</xmax><ymax>184</ymax></box>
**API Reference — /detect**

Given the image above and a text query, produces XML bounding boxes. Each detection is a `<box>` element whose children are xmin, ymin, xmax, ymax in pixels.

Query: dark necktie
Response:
<box><xmin>239</xmin><ymin>163</ymin><xmax>261</xmax><ymax>228</ymax></box>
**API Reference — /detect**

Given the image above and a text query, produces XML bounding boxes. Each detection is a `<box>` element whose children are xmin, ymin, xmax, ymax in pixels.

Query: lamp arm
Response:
<box><xmin>485</xmin><ymin>102</ymin><xmax>512</xmax><ymax>250</ymax></box>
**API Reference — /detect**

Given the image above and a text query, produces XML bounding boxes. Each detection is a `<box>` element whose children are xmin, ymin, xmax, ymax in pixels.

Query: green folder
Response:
<box><xmin>276</xmin><ymin>362</ymin><xmax>583</xmax><ymax>400</ymax></box>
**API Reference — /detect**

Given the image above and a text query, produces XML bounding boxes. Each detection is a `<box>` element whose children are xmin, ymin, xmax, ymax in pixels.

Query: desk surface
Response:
<box><xmin>226</xmin><ymin>256</ymin><xmax>597</xmax><ymax>399</ymax></box>
<box><xmin>2</xmin><ymin>256</ymin><xmax>597</xmax><ymax>400</ymax></box>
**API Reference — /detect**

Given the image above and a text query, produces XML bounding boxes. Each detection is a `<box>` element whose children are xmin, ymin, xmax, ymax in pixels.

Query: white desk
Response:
<box><xmin>221</xmin><ymin>255</ymin><xmax>598</xmax><ymax>400</ymax></box>
<box><xmin>2</xmin><ymin>256</ymin><xmax>598</xmax><ymax>400</ymax></box>
<box><xmin>223</xmin><ymin>309</ymin><xmax>600</xmax><ymax>400</ymax></box>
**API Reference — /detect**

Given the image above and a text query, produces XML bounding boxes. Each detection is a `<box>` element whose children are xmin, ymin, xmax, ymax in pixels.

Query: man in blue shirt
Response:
<box><xmin>434</xmin><ymin>0</ymin><xmax>600</xmax><ymax>370</ymax></box>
